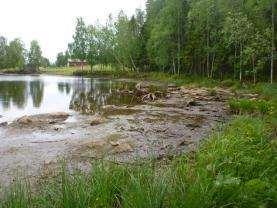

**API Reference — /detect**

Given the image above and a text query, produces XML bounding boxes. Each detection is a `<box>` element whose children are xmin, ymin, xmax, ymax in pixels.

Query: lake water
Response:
<box><xmin>0</xmin><ymin>75</ymin><xmax>138</xmax><ymax>122</ymax></box>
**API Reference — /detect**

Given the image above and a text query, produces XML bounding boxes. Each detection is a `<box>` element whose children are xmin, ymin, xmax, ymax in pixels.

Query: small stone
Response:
<box><xmin>110</xmin><ymin>141</ymin><xmax>119</xmax><ymax>146</ymax></box>
<box><xmin>178</xmin><ymin>139</ymin><xmax>194</xmax><ymax>147</ymax></box>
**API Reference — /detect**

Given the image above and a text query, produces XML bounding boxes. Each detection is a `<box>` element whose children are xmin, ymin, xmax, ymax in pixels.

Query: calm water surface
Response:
<box><xmin>0</xmin><ymin>75</ymin><xmax>137</xmax><ymax>122</ymax></box>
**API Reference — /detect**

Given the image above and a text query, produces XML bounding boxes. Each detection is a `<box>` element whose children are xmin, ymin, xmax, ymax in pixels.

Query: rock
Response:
<box><xmin>113</xmin><ymin>143</ymin><xmax>133</xmax><ymax>154</ymax></box>
<box><xmin>186</xmin><ymin>99</ymin><xmax>198</xmax><ymax>107</ymax></box>
<box><xmin>0</xmin><ymin>122</ymin><xmax>8</xmax><ymax>127</ymax></box>
<box><xmin>17</xmin><ymin>116</ymin><xmax>33</xmax><ymax>124</ymax></box>
<box><xmin>110</xmin><ymin>141</ymin><xmax>119</xmax><ymax>146</ymax></box>
<box><xmin>54</xmin><ymin>127</ymin><xmax>61</xmax><ymax>131</ymax></box>
<box><xmin>90</xmin><ymin>116</ymin><xmax>105</xmax><ymax>126</ymax></box>
<box><xmin>11</xmin><ymin>112</ymin><xmax>70</xmax><ymax>127</ymax></box>
<box><xmin>178</xmin><ymin>139</ymin><xmax>194</xmax><ymax>147</ymax></box>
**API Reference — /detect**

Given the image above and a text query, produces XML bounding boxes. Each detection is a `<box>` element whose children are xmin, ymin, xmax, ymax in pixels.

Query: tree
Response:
<box><xmin>147</xmin><ymin>0</ymin><xmax>188</xmax><ymax>74</ymax></box>
<box><xmin>28</xmin><ymin>40</ymin><xmax>42</xmax><ymax>71</ymax></box>
<box><xmin>6</xmin><ymin>38</ymin><xmax>25</xmax><ymax>69</ymax></box>
<box><xmin>0</xmin><ymin>36</ymin><xmax>8</xmax><ymax>69</ymax></box>
<box><xmin>41</xmin><ymin>57</ymin><xmax>50</xmax><ymax>68</ymax></box>
<box><xmin>223</xmin><ymin>12</ymin><xmax>253</xmax><ymax>82</ymax></box>
<box><xmin>271</xmin><ymin>0</ymin><xmax>275</xmax><ymax>84</ymax></box>
<box><xmin>71</xmin><ymin>17</ymin><xmax>88</xmax><ymax>70</ymax></box>
<box><xmin>56</xmin><ymin>52</ymin><xmax>69</xmax><ymax>67</ymax></box>
<box><xmin>62</xmin><ymin>0</ymin><xmax>275</xmax><ymax>83</ymax></box>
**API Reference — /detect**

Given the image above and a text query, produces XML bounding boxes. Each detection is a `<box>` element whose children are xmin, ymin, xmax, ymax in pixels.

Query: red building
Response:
<box><xmin>67</xmin><ymin>59</ymin><xmax>88</xmax><ymax>67</ymax></box>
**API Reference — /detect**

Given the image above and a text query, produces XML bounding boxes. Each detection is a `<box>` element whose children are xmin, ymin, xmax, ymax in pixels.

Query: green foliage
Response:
<box><xmin>55</xmin><ymin>52</ymin><xmax>69</xmax><ymax>67</ymax></box>
<box><xmin>69</xmin><ymin>17</ymin><xmax>88</xmax><ymax>65</ymax></box>
<box><xmin>6</xmin><ymin>39</ymin><xmax>25</xmax><ymax>69</ymax></box>
<box><xmin>28</xmin><ymin>40</ymin><xmax>42</xmax><ymax>70</ymax></box>
<box><xmin>0</xmin><ymin>37</ymin><xmax>25</xmax><ymax>70</ymax></box>
<box><xmin>229</xmin><ymin>98</ymin><xmax>273</xmax><ymax>115</ymax></box>
<box><xmin>60</xmin><ymin>0</ymin><xmax>275</xmax><ymax>82</ymax></box>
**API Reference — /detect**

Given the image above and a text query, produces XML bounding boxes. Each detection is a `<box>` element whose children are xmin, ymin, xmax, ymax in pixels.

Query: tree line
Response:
<box><xmin>60</xmin><ymin>0</ymin><xmax>275</xmax><ymax>83</ymax></box>
<box><xmin>0</xmin><ymin>37</ymin><xmax>49</xmax><ymax>71</ymax></box>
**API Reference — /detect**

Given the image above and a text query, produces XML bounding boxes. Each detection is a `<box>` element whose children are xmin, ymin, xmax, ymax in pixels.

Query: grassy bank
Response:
<box><xmin>1</xmin><ymin>116</ymin><xmax>276</xmax><ymax>207</ymax></box>
<box><xmin>42</xmin><ymin>66</ymin><xmax>244</xmax><ymax>89</ymax></box>
<box><xmin>1</xmin><ymin>85</ymin><xmax>276</xmax><ymax>207</ymax></box>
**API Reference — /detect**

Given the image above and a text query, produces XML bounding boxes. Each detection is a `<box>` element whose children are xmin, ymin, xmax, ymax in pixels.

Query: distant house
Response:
<box><xmin>67</xmin><ymin>59</ymin><xmax>88</xmax><ymax>67</ymax></box>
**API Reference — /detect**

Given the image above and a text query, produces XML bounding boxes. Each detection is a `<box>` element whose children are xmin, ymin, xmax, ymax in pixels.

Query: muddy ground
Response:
<box><xmin>0</xmin><ymin>86</ymin><xmax>232</xmax><ymax>187</ymax></box>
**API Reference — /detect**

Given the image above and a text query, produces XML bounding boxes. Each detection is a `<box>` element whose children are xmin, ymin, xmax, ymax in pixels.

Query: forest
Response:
<box><xmin>1</xmin><ymin>0</ymin><xmax>275</xmax><ymax>83</ymax></box>
<box><xmin>63</xmin><ymin>0</ymin><xmax>276</xmax><ymax>83</ymax></box>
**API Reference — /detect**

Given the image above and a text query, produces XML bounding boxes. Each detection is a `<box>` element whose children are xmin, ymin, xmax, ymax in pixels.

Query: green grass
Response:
<box><xmin>43</xmin><ymin>66</ymin><xmax>221</xmax><ymax>88</ymax></box>
<box><xmin>229</xmin><ymin>99</ymin><xmax>273</xmax><ymax>115</ymax></box>
<box><xmin>41</xmin><ymin>66</ymin><xmax>91</xmax><ymax>76</ymax></box>
<box><xmin>1</xmin><ymin>114</ymin><xmax>276</xmax><ymax>207</ymax></box>
<box><xmin>0</xmin><ymin>68</ymin><xmax>23</xmax><ymax>74</ymax></box>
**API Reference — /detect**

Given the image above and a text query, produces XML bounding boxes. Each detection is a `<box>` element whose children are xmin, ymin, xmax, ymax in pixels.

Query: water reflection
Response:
<box><xmin>0</xmin><ymin>75</ymin><xmax>138</xmax><ymax>122</ymax></box>
<box><xmin>30</xmin><ymin>81</ymin><xmax>44</xmax><ymax>107</ymax></box>
<box><xmin>69</xmin><ymin>78</ymin><xmax>138</xmax><ymax>114</ymax></box>
<box><xmin>58</xmin><ymin>82</ymin><xmax>71</xmax><ymax>94</ymax></box>
<box><xmin>0</xmin><ymin>81</ymin><xmax>28</xmax><ymax>109</ymax></box>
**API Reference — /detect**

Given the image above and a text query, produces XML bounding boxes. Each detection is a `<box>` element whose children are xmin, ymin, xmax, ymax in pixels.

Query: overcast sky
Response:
<box><xmin>0</xmin><ymin>0</ymin><xmax>145</xmax><ymax>62</ymax></box>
